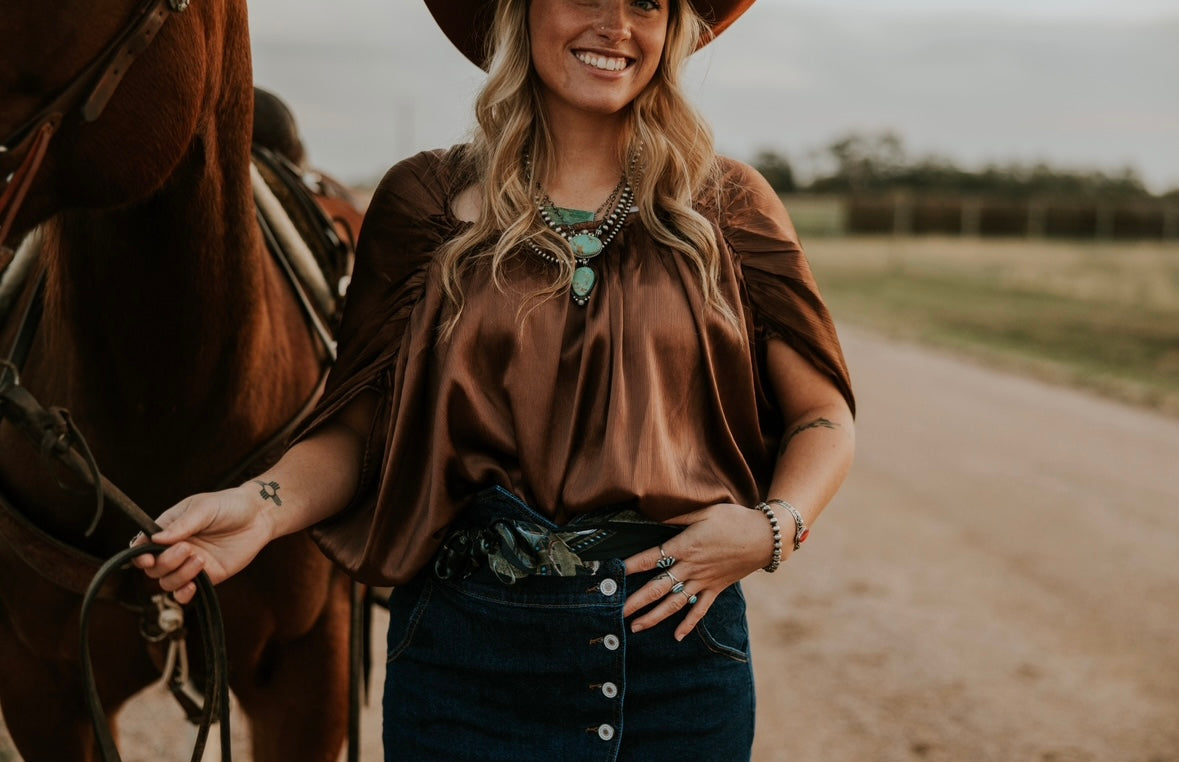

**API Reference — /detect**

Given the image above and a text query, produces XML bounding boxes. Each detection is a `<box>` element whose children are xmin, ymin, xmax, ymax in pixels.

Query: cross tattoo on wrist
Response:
<box><xmin>254</xmin><ymin>480</ymin><xmax>282</xmax><ymax>506</ymax></box>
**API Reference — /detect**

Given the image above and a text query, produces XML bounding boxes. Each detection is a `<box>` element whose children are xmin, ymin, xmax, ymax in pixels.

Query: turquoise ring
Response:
<box><xmin>670</xmin><ymin>582</ymin><xmax>685</xmax><ymax>595</ymax></box>
<box><xmin>687</xmin><ymin>594</ymin><xmax>699</xmax><ymax>605</ymax></box>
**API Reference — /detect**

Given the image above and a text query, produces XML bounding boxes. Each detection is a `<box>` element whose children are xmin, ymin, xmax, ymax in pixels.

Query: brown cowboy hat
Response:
<box><xmin>424</xmin><ymin>0</ymin><xmax>757</xmax><ymax>70</ymax></box>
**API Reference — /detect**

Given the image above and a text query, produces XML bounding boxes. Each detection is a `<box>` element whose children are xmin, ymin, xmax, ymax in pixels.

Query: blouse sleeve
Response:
<box><xmin>285</xmin><ymin>151</ymin><xmax>448</xmax><ymax>566</ymax></box>
<box><xmin>716</xmin><ymin>158</ymin><xmax>855</xmax><ymax>414</ymax></box>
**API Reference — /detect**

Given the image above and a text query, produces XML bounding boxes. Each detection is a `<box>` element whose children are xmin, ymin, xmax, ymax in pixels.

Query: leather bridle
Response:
<box><xmin>0</xmin><ymin>0</ymin><xmax>191</xmax><ymax>251</ymax></box>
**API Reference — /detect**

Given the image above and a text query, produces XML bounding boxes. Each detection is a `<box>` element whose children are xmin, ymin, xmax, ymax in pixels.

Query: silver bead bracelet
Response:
<box><xmin>752</xmin><ymin>502</ymin><xmax>783</xmax><ymax>573</ymax></box>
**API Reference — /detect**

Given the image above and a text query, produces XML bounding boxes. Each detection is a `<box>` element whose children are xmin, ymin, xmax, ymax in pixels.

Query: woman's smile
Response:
<box><xmin>572</xmin><ymin>49</ymin><xmax>634</xmax><ymax>73</ymax></box>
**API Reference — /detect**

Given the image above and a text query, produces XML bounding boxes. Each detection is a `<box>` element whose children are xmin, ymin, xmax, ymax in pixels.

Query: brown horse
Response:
<box><xmin>0</xmin><ymin>0</ymin><xmax>357</xmax><ymax>759</ymax></box>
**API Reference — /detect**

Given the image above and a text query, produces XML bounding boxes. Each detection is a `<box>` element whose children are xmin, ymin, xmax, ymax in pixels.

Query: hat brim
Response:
<box><xmin>424</xmin><ymin>0</ymin><xmax>756</xmax><ymax>71</ymax></box>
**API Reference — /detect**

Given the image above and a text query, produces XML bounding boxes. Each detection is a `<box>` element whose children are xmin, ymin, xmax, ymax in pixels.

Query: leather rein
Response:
<box><xmin>0</xmin><ymin>363</ymin><xmax>233</xmax><ymax>761</ymax></box>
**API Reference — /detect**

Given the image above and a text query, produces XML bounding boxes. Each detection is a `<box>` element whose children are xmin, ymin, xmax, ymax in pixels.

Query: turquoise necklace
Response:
<box><xmin>529</xmin><ymin>178</ymin><xmax>634</xmax><ymax>306</ymax></box>
<box><xmin>523</xmin><ymin>149</ymin><xmax>639</xmax><ymax>307</ymax></box>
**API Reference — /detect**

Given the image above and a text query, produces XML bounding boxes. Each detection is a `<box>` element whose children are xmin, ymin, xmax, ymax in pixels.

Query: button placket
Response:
<box><xmin>583</xmin><ymin>561</ymin><xmax>625</xmax><ymax>753</ymax></box>
<box><xmin>590</xmin><ymin>636</ymin><xmax>622</xmax><ymax>745</ymax></box>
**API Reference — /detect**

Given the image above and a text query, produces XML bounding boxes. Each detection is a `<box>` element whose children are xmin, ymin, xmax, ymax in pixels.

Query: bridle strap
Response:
<box><xmin>0</xmin><ymin>124</ymin><xmax>53</xmax><ymax>251</ymax></box>
<box><xmin>0</xmin><ymin>0</ymin><xmax>179</xmax><ymax>152</ymax></box>
<box><xmin>80</xmin><ymin>0</ymin><xmax>181</xmax><ymax>122</ymax></box>
<box><xmin>0</xmin><ymin>0</ymin><xmax>186</xmax><ymax>250</ymax></box>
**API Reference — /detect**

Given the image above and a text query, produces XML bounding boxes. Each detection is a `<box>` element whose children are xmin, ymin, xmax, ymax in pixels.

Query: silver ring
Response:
<box><xmin>670</xmin><ymin>582</ymin><xmax>685</xmax><ymax>595</ymax></box>
<box><xmin>664</xmin><ymin>569</ymin><xmax>681</xmax><ymax>584</ymax></box>
<box><xmin>685</xmin><ymin>592</ymin><xmax>699</xmax><ymax>605</ymax></box>
<box><xmin>656</xmin><ymin>552</ymin><xmax>676</xmax><ymax>570</ymax></box>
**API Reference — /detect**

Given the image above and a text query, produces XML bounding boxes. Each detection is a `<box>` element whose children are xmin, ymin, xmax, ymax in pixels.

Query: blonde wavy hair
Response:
<box><xmin>437</xmin><ymin>0</ymin><xmax>735</xmax><ymax>331</ymax></box>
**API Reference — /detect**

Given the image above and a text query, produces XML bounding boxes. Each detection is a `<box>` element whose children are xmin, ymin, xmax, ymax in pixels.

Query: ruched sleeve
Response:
<box><xmin>714</xmin><ymin>158</ymin><xmax>855</xmax><ymax>415</ymax></box>
<box><xmin>287</xmin><ymin>150</ymin><xmax>452</xmax><ymax>580</ymax></box>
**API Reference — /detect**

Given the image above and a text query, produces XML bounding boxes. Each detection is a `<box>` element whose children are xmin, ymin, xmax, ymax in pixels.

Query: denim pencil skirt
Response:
<box><xmin>380</xmin><ymin>488</ymin><xmax>756</xmax><ymax>761</ymax></box>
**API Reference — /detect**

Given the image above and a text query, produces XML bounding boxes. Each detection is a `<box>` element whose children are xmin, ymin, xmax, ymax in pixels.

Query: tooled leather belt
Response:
<box><xmin>434</xmin><ymin>508</ymin><xmax>679</xmax><ymax>584</ymax></box>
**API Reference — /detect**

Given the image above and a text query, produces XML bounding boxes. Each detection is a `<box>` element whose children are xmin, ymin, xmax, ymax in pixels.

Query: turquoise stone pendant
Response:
<box><xmin>569</xmin><ymin>232</ymin><xmax>603</xmax><ymax>259</ymax></box>
<box><xmin>530</xmin><ymin>176</ymin><xmax>634</xmax><ymax>307</ymax></box>
<box><xmin>571</xmin><ymin>265</ymin><xmax>597</xmax><ymax>305</ymax></box>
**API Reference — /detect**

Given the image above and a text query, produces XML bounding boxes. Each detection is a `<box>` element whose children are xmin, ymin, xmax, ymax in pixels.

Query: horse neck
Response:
<box><xmin>38</xmin><ymin>129</ymin><xmax>320</xmax><ymax>489</ymax></box>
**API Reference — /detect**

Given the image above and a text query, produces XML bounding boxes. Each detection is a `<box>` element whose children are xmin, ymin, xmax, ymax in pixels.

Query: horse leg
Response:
<box><xmin>230</xmin><ymin>567</ymin><xmax>352</xmax><ymax>762</ymax></box>
<box><xmin>0</xmin><ymin>625</ymin><xmax>154</xmax><ymax>762</ymax></box>
<box><xmin>0</xmin><ymin>656</ymin><xmax>96</xmax><ymax>761</ymax></box>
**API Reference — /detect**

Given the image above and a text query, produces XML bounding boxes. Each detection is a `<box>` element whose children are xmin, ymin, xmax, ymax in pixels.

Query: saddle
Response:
<box><xmin>250</xmin><ymin>143</ymin><xmax>360</xmax><ymax>339</ymax></box>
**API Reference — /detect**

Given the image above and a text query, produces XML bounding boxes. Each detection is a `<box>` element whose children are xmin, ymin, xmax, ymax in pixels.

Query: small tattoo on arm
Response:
<box><xmin>255</xmin><ymin>480</ymin><xmax>282</xmax><ymax>506</ymax></box>
<box><xmin>779</xmin><ymin>417</ymin><xmax>839</xmax><ymax>455</ymax></box>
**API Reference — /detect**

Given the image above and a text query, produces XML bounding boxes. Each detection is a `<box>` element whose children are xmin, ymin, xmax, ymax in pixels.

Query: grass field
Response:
<box><xmin>803</xmin><ymin>236</ymin><xmax>1179</xmax><ymax>416</ymax></box>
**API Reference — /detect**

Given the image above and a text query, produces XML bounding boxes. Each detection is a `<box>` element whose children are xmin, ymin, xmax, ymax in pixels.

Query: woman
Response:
<box><xmin>137</xmin><ymin>0</ymin><xmax>855</xmax><ymax>758</ymax></box>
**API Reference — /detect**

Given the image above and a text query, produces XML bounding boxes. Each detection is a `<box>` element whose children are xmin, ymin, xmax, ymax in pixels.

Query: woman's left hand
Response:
<box><xmin>623</xmin><ymin>502</ymin><xmax>777</xmax><ymax>640</ymax></box>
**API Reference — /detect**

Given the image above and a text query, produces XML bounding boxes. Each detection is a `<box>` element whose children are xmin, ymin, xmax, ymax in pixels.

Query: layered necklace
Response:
<box><xmin>524</xmin><ymin>151</ymin><xmax>638</xmax><ymax>307</ymax></box>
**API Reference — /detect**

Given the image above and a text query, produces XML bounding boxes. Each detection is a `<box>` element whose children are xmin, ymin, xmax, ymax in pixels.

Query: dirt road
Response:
<box><xmin>4</xmin><ymin>327</ymin><xmax>1177</xmax><ymax>761</ymax></box>
<box><xmin>745</xmin><ymin>328</ymin><xmax>1179</xmax><ymax>762</ymax></box>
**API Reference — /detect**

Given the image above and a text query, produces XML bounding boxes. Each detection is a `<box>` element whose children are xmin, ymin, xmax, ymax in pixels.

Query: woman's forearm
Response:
<box><xmin>247</xmin><ymin>417</ymin><xmax>371</xmax><ymax>542</ymax></box>
<box><xmin>765</xmin><ymin>403</ymin><xmax>856</xmax><ymax>528</ymax></box>
<box><xmin>762</xmin><ymin>337</ymin><xmax>856</xmax><ymax>530</ymax></box>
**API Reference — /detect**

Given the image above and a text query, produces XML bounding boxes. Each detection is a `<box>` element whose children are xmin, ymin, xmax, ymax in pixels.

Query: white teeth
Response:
<box><xmin>575</xmin><ymin>52</ymin><xmax>628</xmax><ymax>71</ymax></box>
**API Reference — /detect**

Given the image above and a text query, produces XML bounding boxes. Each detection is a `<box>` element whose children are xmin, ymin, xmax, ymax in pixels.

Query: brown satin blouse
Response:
<box><xmin>291</xmin><ymin>148</ymin><xmax>854</xmax><ymax>586</ymax></box>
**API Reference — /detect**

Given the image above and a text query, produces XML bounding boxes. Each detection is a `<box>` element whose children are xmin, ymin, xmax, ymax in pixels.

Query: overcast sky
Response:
<box><xmin>246</xmin><ymin>0</ymin><xmax>1179</xmax><ymax>193</ymax></box>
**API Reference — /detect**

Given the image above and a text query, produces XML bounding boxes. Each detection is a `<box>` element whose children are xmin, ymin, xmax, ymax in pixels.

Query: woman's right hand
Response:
<box><xmin>132</xmin><ymin>484</ymin><xmax>276</xmax><ymax>605</ymax></box>
<box><xmin>132</xmin><ymin>405</ymin><xmax>377</xmax><ymax>604</ymax></box>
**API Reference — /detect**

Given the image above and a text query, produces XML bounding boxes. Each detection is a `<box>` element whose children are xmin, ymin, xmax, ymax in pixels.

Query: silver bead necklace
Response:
<box><xmin>523</xmin><ymin>149</ymin><xmax>638</xmax><ymax>307</ymax></box>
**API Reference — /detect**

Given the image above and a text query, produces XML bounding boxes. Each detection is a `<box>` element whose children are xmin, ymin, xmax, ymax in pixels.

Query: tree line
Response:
<box><xmin>754</xmin><ymin>131</ymin><xmax>1176</xmax><ymax>201</ymax></box>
